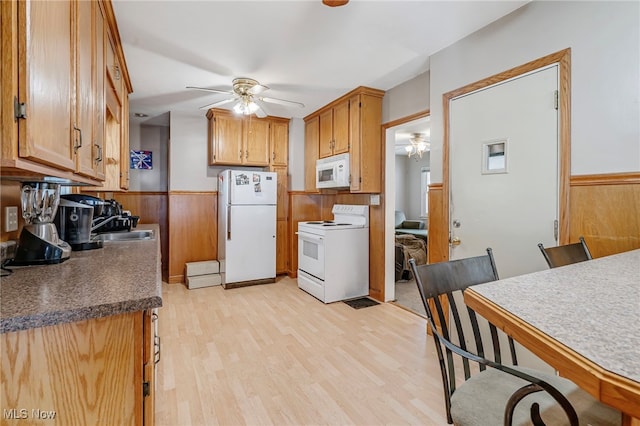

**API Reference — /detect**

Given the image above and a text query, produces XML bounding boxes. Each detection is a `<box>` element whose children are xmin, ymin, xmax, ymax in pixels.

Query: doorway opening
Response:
<box><xmin>383</xmin><ymin>112</ymin><xmax>430</xmax><ymax>316</ymax></box>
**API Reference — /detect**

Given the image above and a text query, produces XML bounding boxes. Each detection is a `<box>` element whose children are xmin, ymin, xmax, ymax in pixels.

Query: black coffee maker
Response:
<box><xmin>54</xmin><ymin>198</ymin><xmax>103</xmax><ymax>251</ymax></box>
<box><xmin>59</xmin><ymin>194</ymin><xmax>139</xmax><ymax>233</ymax></box>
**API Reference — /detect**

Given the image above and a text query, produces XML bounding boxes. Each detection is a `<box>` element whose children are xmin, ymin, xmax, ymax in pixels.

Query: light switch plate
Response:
<box><xmin>369</xmin><ymin>194</ymin><xmax>380</xmax><ymax>206</ymax></box>
<box><xmin>4</xmin><ymin>206</ymin><xmax>18</xmax><ymax>232</ymax></box>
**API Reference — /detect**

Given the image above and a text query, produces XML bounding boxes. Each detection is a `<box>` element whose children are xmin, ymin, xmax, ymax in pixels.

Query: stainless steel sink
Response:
<box><xmin>95</xmin><ymin>230</ymin><xmax>155</xmax><ymax>242</ymax></box>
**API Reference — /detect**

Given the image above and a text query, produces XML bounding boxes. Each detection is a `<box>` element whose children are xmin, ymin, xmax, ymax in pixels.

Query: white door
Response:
<box><xmin>449</xmin><ymin>65</ymin><xmax>559</xmax><ymax>278</ymax></box>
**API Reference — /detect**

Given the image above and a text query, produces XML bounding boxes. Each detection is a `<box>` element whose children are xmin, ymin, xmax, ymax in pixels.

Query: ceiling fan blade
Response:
<box><xmin>248</xmin><ymin>84</ymin><xmax>269</xmax><ymax>95</ymax></box>
<box><xmin>253</xmin><ymin>100</ymin><xmax>268</xmax><ymax>118</ymax></box>
<box><xmin>259</xmin><ymin>96</ymin><xmax>305</xmax><ymax>108</ymax></box>
<box><xmin>198</xmin><ymin>97</ymin><xmax>236</xmax><ymax>110</ymax></box>
<box><xmin>187</xmin><ymin>86</ymin><xmax>233</xmax><ymax>95</ymax></box>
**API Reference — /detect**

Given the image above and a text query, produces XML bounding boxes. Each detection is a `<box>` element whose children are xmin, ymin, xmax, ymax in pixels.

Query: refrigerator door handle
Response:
<box><xmin>227</xmin><ymin>208</ymin><xmax>232</xmax><ymax>240</ymax></box>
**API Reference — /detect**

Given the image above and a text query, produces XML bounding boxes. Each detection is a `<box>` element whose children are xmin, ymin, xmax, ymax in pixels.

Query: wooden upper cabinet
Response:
<box><xmin>93</xmin><ymin>1</ymin><xmax>106</xmax><ymax>181</ymax></box>
<box><xmin>17</xmin><ymin>0</ymin><xmax>75</xmax><ymax>172</ymax></box>
<box><xmin>270</xmin><ymin>119</ymin><xmax>289</xmax><ymax>166</ymax></box>
<box><xmin>207</xmin><ymin>109</ymin><xmax>289</xmax><ymax>167</ymax></box>
<box><xmin>318</xmin><ymin>109</ymin><xmax>333</xmax><ymax>158</ymax></box>
<box><xmin>208</xmin><ymin>111</ymin><xmax>244</xmax><ymax>164</ymax></box>
<box><xmin>2</xmin><ymin>0</ymin><xmax>129</xmax><ymax>186</ymax></box>
<box><xmin>245</xmin><ymin>118</ymin><xmax>270</xmax><ymax>166</ymax></box>
<box><xmin>318</xmin><ymin>100</ymin><xmax>349</xmax><ymax>159</ymax></box>
<box><xmin>304</xmin><ymin>86</ymin><xmax>384</xmax><ymax>193</ymax></box>
<box><xmin>75</xmin><ymin>0</ymin><xmax>106</xmax><ymax>180</ymax></box>
<box><xmin>349</xmin><ymin>92</ymin><xmax>383</xmax><ymax>193</ymax></box>
<box><xmin>119</xmin><ymin>93</ymin><xmax>130</xmax><ymax>189</ymax></box>
<box><xmin>81</xmin><ymin>0</ymin><xmax>132</xmax><ymax>192</ymax></box>
<box><xmin>304</xmin><ymin>115</ymin><xmax>320</xmax><ymax>192</ymax></box>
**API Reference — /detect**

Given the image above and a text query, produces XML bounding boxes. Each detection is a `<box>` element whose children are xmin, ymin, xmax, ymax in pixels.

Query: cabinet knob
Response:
<box><xmin>273</xmin><ymin>152</ymin><xmax>276</xmax><ymax>160</ymax></box>
<box><xmin>246</xmin><ymin>151</ymin><xmax>249</xmax><ymax>159</ymax></box>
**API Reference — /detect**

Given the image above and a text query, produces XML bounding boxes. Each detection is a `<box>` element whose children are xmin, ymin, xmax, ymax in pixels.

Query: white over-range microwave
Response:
<box><xmin>316</xmin><ymin>153</ymin><xmax>350</xmax><ymax>189</ymax></box>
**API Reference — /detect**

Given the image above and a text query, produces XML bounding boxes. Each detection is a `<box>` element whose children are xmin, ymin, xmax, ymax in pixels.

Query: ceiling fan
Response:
<box><xmin>396</xmin><ymin>132</ymin><xmax>431</xmax><ymax>159</ymax></box>
<box><xmin>187</xmin><ymin>78</ymin><xmax>305</xmax><ymax>118</ymax></box>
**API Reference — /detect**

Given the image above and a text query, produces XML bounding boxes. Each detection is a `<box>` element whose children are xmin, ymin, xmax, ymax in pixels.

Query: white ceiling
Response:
<box><xmin>112</xmin><ymin>0</ymin><xmax>528</xmax><ymax>138</ymax></box>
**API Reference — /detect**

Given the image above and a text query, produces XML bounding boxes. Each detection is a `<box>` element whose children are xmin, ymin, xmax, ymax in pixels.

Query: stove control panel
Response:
<box><xmin>332</xmin><ymin>204</ymin><xmax>368</xmax><ymax>215</ymax></box>
<box><xmin>332</xmin><ymin>204</ymin><xmax>369</xmax><ymax>227</ymax></box>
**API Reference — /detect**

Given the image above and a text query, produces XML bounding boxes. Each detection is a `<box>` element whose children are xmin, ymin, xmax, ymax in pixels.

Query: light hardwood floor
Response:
<box><xmin>156</xmin><ymin>277</ymin><xmax>448</xmax><ymax>425</ymax></box>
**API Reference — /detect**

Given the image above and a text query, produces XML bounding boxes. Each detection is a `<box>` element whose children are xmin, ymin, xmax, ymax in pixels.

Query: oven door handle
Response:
<box><xmin>296</xmin><ymin>232</ymin><xmax>324</xmax><ymax>244</ymax></box>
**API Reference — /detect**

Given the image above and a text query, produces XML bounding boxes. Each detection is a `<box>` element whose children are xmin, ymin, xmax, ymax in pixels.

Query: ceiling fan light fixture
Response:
<box><xmin>233</xmin><ymin>96</ymin><xmax>260</xmax><ymax>115</ymax></box>
<box><xmin>406</xmin><ymin>133</ymin><xmax>430</xmax><ymax>159</ymax></box>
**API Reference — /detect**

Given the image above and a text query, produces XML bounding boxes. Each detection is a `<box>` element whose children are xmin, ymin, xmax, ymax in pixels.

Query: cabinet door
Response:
<box><xmin>211</xmin><ymin>113</ymin><xmax>243</xmax><ymax>164</ymax></box>
<box><xmin>332</xmin><ymin>100</ymin><xmax>350</xmax><ymax>154</ymax></box>
<box><xmin>304</xmin><ymin>116</ymin><xmax>319</xmax><ymax>192</ymax></box>
<box><xmin>271</xmin><ymin>165</ymin><xmax>288</xmax><ymax>221</ymax></box>
<box><xmin>270</xmin><ymin>120</ymin><xmax>288</xmax><ymax>166</ymax></box>
<box><xmin>93</xmin><ymin>1</ymin><xmax>106</xmax><ymax>181</ymax></box>
<box><xmin>244</xmin><ymin>118</ymin><xmax>270</xmax><ymax>166</ymax></box>
<box><xmin>348</xmin><ymin>94</ymin><xmax>361</xmax><ymax>192</ymax></box>
<box><xmin>143</xmin><ymin>310</ymin><xmax>156</xmax><ymax>426</ymax></box>
<box><xmin>350</xmin><ymin>93</ymin><xmax>382</xmax><ymax>193</ymax></box>
<box><xmin>318</xmin><ymin>109</ymin><xmax>334</xmax><ymax>158</ymax></box>
<box><xmin>120</xmin><ymin>93</ymin><xmax>130</xmax><ymax>189</ymax></box>
<box><xmin>276</xmin><ymin>219</ymin><xmax>288</xmax><ymax>275</ymax></box>
<box><xmin>19</xmin><ymin>0</ymin><xmax>75</xmax><ymax>171</ymax></box>
<box><xmin>75</xmin><ymin>0</ymin><xmax>95</xmax><ymax>178</ymax></box>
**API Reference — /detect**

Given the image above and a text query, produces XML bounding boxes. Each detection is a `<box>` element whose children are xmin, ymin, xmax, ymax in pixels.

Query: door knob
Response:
<box><xmin>450</xmin><ymin>236</ymin><xmax>461</xmax><ymax>246</ymax></box>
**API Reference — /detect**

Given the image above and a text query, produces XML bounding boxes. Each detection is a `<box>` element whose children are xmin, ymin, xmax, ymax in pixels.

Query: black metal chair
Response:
<box><xmin>538</xmin><ymin>236</ymin><xmax>593</xmax><ymax>269</ymax></box>
<box><xmin>408</xmin><ymin>250</ymin><xmax>620</xmax><ymax>425</ymax></box>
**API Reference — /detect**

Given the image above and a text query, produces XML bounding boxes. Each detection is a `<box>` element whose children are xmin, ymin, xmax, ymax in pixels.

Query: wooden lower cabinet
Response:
<box><xmin>1</xmin><ymin>310</ymin><xmax>155</xmax><ymax>425</ymax></box>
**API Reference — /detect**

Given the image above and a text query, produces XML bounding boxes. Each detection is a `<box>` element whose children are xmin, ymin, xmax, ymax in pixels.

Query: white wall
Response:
<box><xmin>288</xmin><ymin>118</ymin><xmax>305</xmax><ymax>191</ymax></box>
<box><xmin>168</xmin><ymin>112</ymin><xmax>218</xmax><ymax>191</ymax></box>
<box><xmin>394</xmin><ymin>155</ymin><xmax>408</xmax><ymax>213</ymax></box>
<box><xmin>429</xmin><ymin>1</ymin><xmax>640</xmax><ymax>182</ymax></box>
<box><xmin>382</xmin><ymin>71</ymin><xmax>430</xmax><ymax>124</ymax></box>
<box><xmin>128</xmin><ymin>121</ymin><xmax>169</xmax><ymax>192</ymax></box>
<box><xmin>407</xmin><ymin>152</ymin><xmax>430</xmax><ymax>220</ymax></box>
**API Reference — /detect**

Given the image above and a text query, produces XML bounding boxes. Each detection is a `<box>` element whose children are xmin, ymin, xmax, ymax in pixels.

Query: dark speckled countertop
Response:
<box><xmin>0</xmin><ymin>224</ymin><xmax>162</xmax><ymax>333</ymax></box>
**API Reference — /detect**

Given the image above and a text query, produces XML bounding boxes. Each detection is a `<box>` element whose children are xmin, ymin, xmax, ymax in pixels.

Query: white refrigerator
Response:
<box><xmin>218</xmin><ymin>170</ymin><xmax>277</xmax><ymax>288</ymax></box>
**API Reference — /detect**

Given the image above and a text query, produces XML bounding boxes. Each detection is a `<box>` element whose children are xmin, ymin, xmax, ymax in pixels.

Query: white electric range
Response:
<box><xmin>297</xmin><ymin>204</ymin><xmax>369</xmax><ymax>303</ymax></box>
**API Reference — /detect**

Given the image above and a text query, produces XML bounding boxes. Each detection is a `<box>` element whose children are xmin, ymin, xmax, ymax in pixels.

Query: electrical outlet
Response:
<box><xmin>4</xmin><ymin>206</ymin><xmax>18</xmax><ymax>232</ymax></box>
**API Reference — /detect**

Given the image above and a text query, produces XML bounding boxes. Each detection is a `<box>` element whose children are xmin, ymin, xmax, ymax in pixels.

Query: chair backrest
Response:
<box><xmin>538</xmin><ymin>236</ymin><xmax>592</xmax><ymax>268</ymax></box>
<box><xmin>409</xmin><ymin>249</ymin><xmax>519</xmax><ymax>424</ymax></box>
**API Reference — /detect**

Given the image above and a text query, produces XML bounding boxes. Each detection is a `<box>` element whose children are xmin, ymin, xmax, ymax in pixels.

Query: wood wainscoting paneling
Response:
<box><xmin>569</xmin><ymin>173</ymin><xmax>640</xmax><ymax>258</ymax></box>
<box><xmin>427</xmin><ymin>183</ymin><xmax>448</xmax><ymax>264</ymax></box>
<box><xmin>106</xmin><ymin>191</ymin><xmax>169</xmax><ymax>281</ymax></box>
<box><xmin>168</xmin><ymin>192</ymin><xmax>217</xmax><ymax>284</ymax></box>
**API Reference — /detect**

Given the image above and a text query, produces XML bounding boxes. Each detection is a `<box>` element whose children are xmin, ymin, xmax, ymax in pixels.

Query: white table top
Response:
<box><xmin>468</xmin><ymin>249</ymin><xmax>640</xmax><ymax>383</ymax></box>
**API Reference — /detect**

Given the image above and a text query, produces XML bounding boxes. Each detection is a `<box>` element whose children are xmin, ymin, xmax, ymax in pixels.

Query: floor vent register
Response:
<box><xmin>186</xmin><ymin>260</ymin><xmax>222</xmax><ymax>289</ymax></box>
<box><xmin>343</xmin><ymin>297</ymin><xmax>380</xmax><ymax>309</ymax></box>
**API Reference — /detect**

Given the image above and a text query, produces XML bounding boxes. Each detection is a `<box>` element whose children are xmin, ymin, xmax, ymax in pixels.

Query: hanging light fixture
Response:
<box><xmin>405</xmin><ymin>133</ymin><xmax>430</xmax><ymax>159</ymax></box>
<box><xmin>233</xmin><ymin>94</ymin><xmax>259</xmax><ymax>115</ymax></box>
